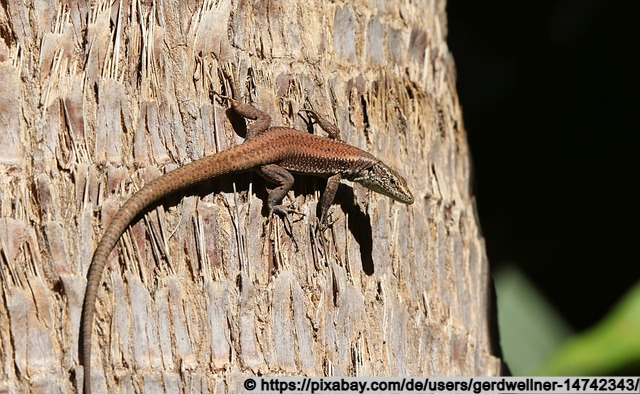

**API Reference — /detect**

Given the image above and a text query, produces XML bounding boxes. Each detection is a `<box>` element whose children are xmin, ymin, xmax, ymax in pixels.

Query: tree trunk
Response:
<box><xmin>0</xmin><ymin>0</ymin><xmax>501</xmax><ymax>392</ymax></box>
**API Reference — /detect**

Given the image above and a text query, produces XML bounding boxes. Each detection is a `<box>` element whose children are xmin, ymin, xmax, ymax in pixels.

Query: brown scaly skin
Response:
<box><xmin>81</xmin><ymin>72</ymin><xmax>413</xmax><ymax>393</ymax></box>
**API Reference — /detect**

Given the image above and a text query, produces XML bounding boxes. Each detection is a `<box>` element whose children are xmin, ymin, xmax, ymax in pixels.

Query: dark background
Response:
<box><xmin>446</xmin><ymin>0</ymin><xmax>639</xmax><ymax>331</ymax></box>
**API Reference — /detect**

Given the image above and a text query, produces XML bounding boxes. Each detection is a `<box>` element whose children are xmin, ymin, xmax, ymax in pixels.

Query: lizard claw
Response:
<box><xmin>298</xmin><ymin>108</ymin><xmax>320</xmax><ymax>125</ymax></box>
<box><xmin>213</xmin><ymin>90</ymin><xmax>236</xmax><ymax>108</ymax></box>
<box><xmin>269</xmin><ymin>205</ymin><xmax>304</xmax><ymax>250</ymax></box>
<box><xmin>213</xmin><ymin>91</ymin><xmax>229</xmax><ymax>100</ymax></box>
<box><xmin>298</xmin><ymin>109</ymin><xmax>342</xmax><ymax>140</ymax></box>
<box><xmin>270</xmin><ymin>203</ymin><xmax>305</xmax><ymax>219</ymax></box>
<box><xmin>298</xmin><ymin>109</ymin><xmax>317</xmax><ymax>133</ymax></box>
<box><xmin>315</xmin><ymin>219</ymin><xmax>328</xmax><ymax>234</ymax></box>
<box><xmin>314</xmin><ymin>208</ymin><xmax>338</xmax><ymax>234</ymax></box>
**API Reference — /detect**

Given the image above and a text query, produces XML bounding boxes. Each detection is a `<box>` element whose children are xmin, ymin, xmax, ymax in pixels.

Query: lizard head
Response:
<box><xmin>353</xmin><ymin>162</ymin><xmax>414</xmax><ymax>204</ymax></box>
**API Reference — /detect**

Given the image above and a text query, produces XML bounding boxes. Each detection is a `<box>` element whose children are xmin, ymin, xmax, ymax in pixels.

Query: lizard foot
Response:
<box><xmin>298</xmin><ymin>109</ymin><xmax>342</xmax><ymax>140</ymax></box>
<box><xmin>269</xmin><ymin>205</ymin><xmax>304</xmax><ymax>250</ymax></box>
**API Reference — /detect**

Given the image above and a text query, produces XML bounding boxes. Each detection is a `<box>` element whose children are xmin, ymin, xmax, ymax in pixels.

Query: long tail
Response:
<box><xmin>80</xmin><ymin>142</ymin><xmax>266</xmax><ymax>393</ymax></box>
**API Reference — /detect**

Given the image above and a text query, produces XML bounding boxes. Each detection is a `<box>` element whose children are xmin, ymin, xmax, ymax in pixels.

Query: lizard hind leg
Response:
<box><xmin>299</xmin><ymin>109</ymin><xmax>342</xmax><ymax>141</ymax></box>
<box><xmin>257</xmin><ymin>164</ymin><xmax>303</xmax><ymax>238</ymax></box>
<box><xmin>220</xmin><ymin>68</ymin><xmax>272</xmax><ymax>139</ymax></box>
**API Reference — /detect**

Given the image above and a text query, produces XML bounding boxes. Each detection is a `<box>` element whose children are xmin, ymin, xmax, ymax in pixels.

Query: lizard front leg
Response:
<box><xmin>318</xmin><ymin>174</ymin><xmax>341</xmax><ymax>227</ymax></box>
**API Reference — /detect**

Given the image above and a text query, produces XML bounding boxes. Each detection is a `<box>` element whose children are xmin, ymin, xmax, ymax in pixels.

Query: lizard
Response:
<box><xmin>80</xmin><ymin>69</ymin><xmax>414</xmax><ymax>393</ymax></box>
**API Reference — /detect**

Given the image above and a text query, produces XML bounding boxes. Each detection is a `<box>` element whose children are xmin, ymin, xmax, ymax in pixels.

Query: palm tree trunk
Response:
<box><xmin>0</xmin><ymin>0</ymin><xmax>501</xmax><ymax>392</ymax></box>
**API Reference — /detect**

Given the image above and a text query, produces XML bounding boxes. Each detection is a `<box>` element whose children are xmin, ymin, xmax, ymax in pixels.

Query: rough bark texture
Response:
<box><xmin>0</xmin><ymin>0</ymin><xmax>501</xmax><ymax>392</ymax></box>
